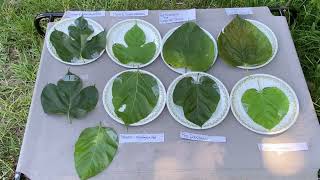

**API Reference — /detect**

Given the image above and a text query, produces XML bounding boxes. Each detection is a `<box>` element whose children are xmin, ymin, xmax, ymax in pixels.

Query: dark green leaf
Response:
<box><xmin>75</xmin><ymin>124</ymin><xmax>118</xmax><ymax>180</ymax></box>
<box><xmin>162</xmin><ymin>22</ymin><xmax>215</xmax><ymax>71</ymax></box>
<box><xmin>217</xmin><ymin>16</ymin><xmax>273</xmax><ymax>67</ymax></box>
<box><xmin>173</xmin><ymin>76</ymin><xmax>220</xmax><ymax>127</ymax></box>
<box><xmin>241</xmin><ymin>87</ymin><xmax>289</xmax><ymax>130</ymax></box>
<box><xmin>112</xmin><ymin>71</ymin><xmax>159</xmax><ymax>125</ymax></box>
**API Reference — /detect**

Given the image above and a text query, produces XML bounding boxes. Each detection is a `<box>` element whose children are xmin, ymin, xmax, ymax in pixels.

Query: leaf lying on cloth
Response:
<box><xmin>50</xmin><ymin>16</ymin><xmax>106</xmax><ymax>62</ymax></box>
<box><xmin>112</xmin><ymin>71</ymin><xmax>159</xmax><ymax>125</ymax></box>
<box><xmin>217</xmin><ymin>16</ymin><xmax>273</xmax><ymax>68</ymax></box>
<box><xmin>75</xmin><ymin>124</ymin><xmax>118</xmax><ymax>180</ymax></box>
<box><xmin>112</xmin><ymin>24</ymin><xmax>156</xmax><ymax>64</ymax></box>
<box><xmin>241</xmin><ymin>87</ymin><xmax>289</xmax><ymax>130</ymax></box>
<box><xmin>162</xmin><ymin>22</ymin><xmax>215</xmax><ymax>71</ymax></box>
<box><xmin>173</xmin><ymin>75</ymin><xmax>220</xmax><ymax>127</ymax></box>
<box><xmin>41</xmin><ymin>70</ymin><xmax>98</xmax><ymax>123</ymax></box>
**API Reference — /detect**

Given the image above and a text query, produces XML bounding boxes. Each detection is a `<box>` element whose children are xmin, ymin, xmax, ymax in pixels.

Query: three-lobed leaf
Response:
<box><xmin>173</xmin><ymin>76</ymin><xmax>220</xmax><ymax>127</ymax></box>
<box><xmin>112</xmin><ymin>24</ymin><xmax>156</xmax><ymax>64</ymax></box>
<box><xmin>41</xmin><ymin>70</ymin><xmax>98</xmax><ymax>123</ymax></box>
<box><xmin>112</xmin><ymin>71</ymin><xmax>159</xmax><ymax>125</ymax></box>
<box><xmin>217</xmin><ymin>16</ymin><xmax>273</xmax><ymax>67</ymax></box>
<box><xmin>74</xmin><ymin>124</ymin><xmax>118</xmax><ymax>180</ymax></box>
<box><xmin>241</xmin><ymin>87</ymin><xmax>289</xmax><ymax>130</ymax></box>
<box><xmin>162</xmin><ymin>22</ymin><xmax>215</xmax><ymax>71</ymax></box>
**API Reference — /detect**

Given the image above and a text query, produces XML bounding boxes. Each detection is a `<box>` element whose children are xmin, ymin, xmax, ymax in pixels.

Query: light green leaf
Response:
<box><xmin>217</xmin><ymin>16</ymin><xmax>273</xmax><ymax>67</ymax></box>
<box><xmin>74</xmin><ymin>124</ymin><xmax>118</xmax><ymax>180</ymax></box>
<box><xmin>41</xmin><ymin>70</ymin><xmax>98</xmax><ymax>123</ymax></box>
<box><xmin>112</xmin><ymin>71</ymin><xmax>159</xmax><ymax>125</ymax></box>
<box><xmin>241</xmin><ymin>87</ymin><xmax>289</xmax><ymax>130</ymax></box>
<box><xmin>173</xmin><ymin>76</ymin><xmax>220</xmax><ymax>127</ymax></box>
<box><xmin>162</xmin><ymin>22</ymin><xmax>215</xmax><ymax>71</ymax></box>
<box><xmin>112</xmin><ymin>24</ymin><xmax>156</xmax><ymax>64</ymax></box>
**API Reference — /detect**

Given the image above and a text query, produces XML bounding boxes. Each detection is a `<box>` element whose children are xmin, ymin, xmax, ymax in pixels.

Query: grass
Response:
<box><xmin>0</xmin><ymin>0</ymin><xmax>319</xmax><ymax>179</ymax></box>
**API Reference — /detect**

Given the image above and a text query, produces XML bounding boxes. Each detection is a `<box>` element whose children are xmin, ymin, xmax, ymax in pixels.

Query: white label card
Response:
<box><xmin>119</xmin><ymin>133</ymin><xmax>164</xmax><ymax>143</ymax></box>
<box><xmin>64</xmin><ymin>11</ymin><xmax>106</xmax><ymax>18</ymax></box>
<box><xmin>258</xmin><ymin>143</ymin><xmax>308</xmax><ymax>152</ymax></box>
<box><xmin>225</xmin><ymin>8</ymin><xmax>253</xmax><ymax>15</ymax></box>
<box><xmin>180</xmin><ymin>132</ymin><xmax>226</xmax><ymax>143</ymax></box>
<box><xmin>159</xmin><ymin>9</ymin><xmax>196</xmax><ymax>24</ymax></box>
<box><xmin>110</xmin><ymin>10</ymin><xmax>148</xmax><ymax>17</ymax></box>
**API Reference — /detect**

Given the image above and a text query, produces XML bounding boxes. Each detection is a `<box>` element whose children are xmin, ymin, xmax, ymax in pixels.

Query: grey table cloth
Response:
<box><xmin>16</xmin><ymin>7</ymin><xmax>320</xmax><ymax>180</ymax></box>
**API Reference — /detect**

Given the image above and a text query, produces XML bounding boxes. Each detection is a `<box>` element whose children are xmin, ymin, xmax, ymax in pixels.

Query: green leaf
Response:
<box><xmin>217</xmin><ymin>16</ymin><xmax>273</xmax><ymax>67</ymax></box>
<box><xmin>162</xmin><ymin>22</ymin><xmax>215</xmax><ymax>71</ymax></box>
<box><xmin>112</xmin><ymin>24</ymin><xmax>156</xmax><ymax>64</ymax></box>
<box><xmin>173</xmin><ymin>75</ymin><xmax>220</xmax><ymax>127</ymax></box>
<box><xmin>41</xmin><ymin>70</ymin><xmax>98</xmax><ymax>123</ymax></box>
<box><xmin>50</xmin><ymin>16</ymin><xmax>106</xmax><ymax>62</ymax></box>
<box><xmin>241</xmin><ymin>87</ymin><xmax>289</xmax><ymax>130</ymax></box>
<box><xmin>75</xmin><ymin>124</ymin><xmax>118</xmax><ymax>180</ymax></box>
<box><xmin>112</xmin><ymin>71</ymin><xmax>159</xmax><ymax>125</ymax></box>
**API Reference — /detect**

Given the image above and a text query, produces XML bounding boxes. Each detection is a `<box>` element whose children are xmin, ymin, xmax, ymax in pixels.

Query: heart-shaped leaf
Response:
<box><xmin>241</xmin><ymin>87</ymin><xmax>289</xmax><ymax>130</ymax></box>
<box><xmin>74</xmin><ymin>124</ymin><xmax>118</xmax><ymax>180</ymax></box>
<box><xmin>112</xmin><ymin>71</ymin><xmax>159</xmax><ymax>125</ymax></box>
<box><xmin>173</xmin><ymin>75</ymin><xmax>220</xmax><ymax>127</ymax></box>
<box><xmin>41</xmin><ymin>70</ymin><xmax>98</xmax><ymax>123</ymax></box>
<box><xmin>50</xmin><ymin>16</ymin><xmax>106</xmax><ymax>62</ymax></box>
<box><xmin>112</xmin><ymin>24</ymin><xmax>156</xmax><ymax>64</ymax></box>
<box><xmin>162</xmin><ymin>22</ymin><xmax>215</xmax><ymax>71</ymax></box>
<box><xmin>217</xmin><ymin>16</ymin><xmax>273</xmax><ymax>67</ymax></box>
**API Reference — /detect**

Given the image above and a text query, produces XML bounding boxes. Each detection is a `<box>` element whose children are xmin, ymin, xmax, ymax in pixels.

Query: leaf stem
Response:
<box><xmin>67</xmin><ymin>111</ymin><xmax>72</xmax><ymax>124</ymax></box>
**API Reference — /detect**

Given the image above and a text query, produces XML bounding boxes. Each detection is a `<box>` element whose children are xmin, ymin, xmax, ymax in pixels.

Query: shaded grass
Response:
<box><xmin>0</xmin><ymin>0</ymin><xmax>319</xmax><ymax>179</ymax></box>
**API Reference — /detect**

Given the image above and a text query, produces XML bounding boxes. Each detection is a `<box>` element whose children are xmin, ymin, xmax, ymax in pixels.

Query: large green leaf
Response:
<box><xmin>162</xmin><ymin>22</ymin><xmax>215</xmax><ymax>71</ymax></box>
<box><xmin>112</xmin><ymin>24</ymin><xmax>156</xmax><ymax>64</ymax></box>
<box><xmin>50</xmin><ymin>16</ymin><xmax>106</xmax><ymax>62</ymax></box>
<box><xmin>217</xmin><ymin>16</ymin><xmax>273</xmax><ymax>67</ymax></box>
<box><xmin>41</xmin><ymin>70</ymin><xmax>98</xmax><ymax>123</ymax></box>
<box><xmin>173</xmin><ymin>76</ymin><xmax>220</xmax><ymax>127</ymax></box>
<box><xmin>74</xmin><ymin>124</ymin><xmax>118</xmax><ymax>180</ymax></box>
<box><xmin>112</xmin><ymin>71</ymin><xmax>159</xmax><ymax>125</ymax></box>
<box><xmin>241</xmin><ymin>87</ymin><xmax>289</xmax><ymax>130</ymax></box>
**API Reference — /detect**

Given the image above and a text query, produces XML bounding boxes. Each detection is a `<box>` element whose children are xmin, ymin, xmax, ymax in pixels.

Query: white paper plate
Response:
<box><xmin>106</xmin><ymin>19</ymin><xmax>162</xmax><ymax>68</ymax></box>
<box><xmin>167</xmin><ymin>72</ymin><xmax>230</xmax><ymax>129</ymax></box>
<box><xmin>102</xmin><ymin>69</ymin><xmax>166</xmax><ymax>126</ymax></box>
<box><xmin>161</xmin><ymin>25</ymin><xmax>218</xmax><ymax>74</ymax></box>
<box><xmin>230</xmin><ymin>74</ymin><xmax>299</xmax><ymax>135</ymax></box>
<box><xmin>46</xmin><ymin>17</ymin><xmax>105</xmax><ymax>65</ymax></box>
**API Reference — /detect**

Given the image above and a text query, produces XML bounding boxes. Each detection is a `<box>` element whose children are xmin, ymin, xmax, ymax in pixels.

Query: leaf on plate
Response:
<box><xmin>74</xmin><ymin>124</ymin><xmax>118</xmax><ymax>180</ymax></box>
<box><xmin>241</xmin><ymin>87</ymin><xmax>289</xmax><ymax>130</ymax></box>
<box><xmin>173</xmin><ymin>75</ymin><xmax>220</xmax><ymax>127</ymax></box>
<box><xmin>41</xmin><ymin>70</ymin><xmax>98</xmax><ymax>123</ymax></box>
<box><xmin>112</xmin><ymin>24</ymin><xmax>156</xmax><ymax>64</ymax></box>
<box><xmin>162</xmin><ymin>22</ymin><xmax>215</xmax><ymax>71</ymax></box>
<box><xmin>217</xmin><ymin>16</ymin><xmax>273</xmax><ymax>67</ymax></box>
<box><xmin>50</xmin><ymin>16</ymin><xmax>106</xmax><ymax>62</ymax></box>
<box><xmin>112</xmin><ymin>71</ymin><xmax>159</xmax><ymax>125</ymax></box>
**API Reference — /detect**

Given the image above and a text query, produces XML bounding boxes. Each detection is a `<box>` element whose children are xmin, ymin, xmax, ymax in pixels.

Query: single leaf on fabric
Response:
<box><xmin>173</xmin><ymin>76</ymin><xmax>220</xmax><ymax>127</ymax></box>
<box><xmin>50</xmin><ymin>16</ymin><xmax>106</xmax><ymax>62</ymax></box>
<box><xmin>75</xmin><ymin>124</ymin><xmax>118</xmax><ymax>180</ymax></box>
<box><xmin>217</xmin><ymin>16</ymin><xmax>273</xmax><ymax>67</ymax></box>
<box><xmin>241</xmin><ymin>87</ymin><xmax>289</xmax><ymax>130</ymax></box>
<box><xmin>112</xmin><ymin>71</ymin><xmax>159</xmax><ymax>125</ymax></box>
<box><xmin>162</xmin><ymin>22</ymin><xmax>215</xmax><ymax>71</ymax></box>
<box><xmin>112</xmin><ymin>24</ymin><xmax>156</xmax><ymax>64</ymax></box>
<box><xmin>41</xmin><ymin>70</ymin><xmax>98</xmax><ymax>123</ymax></box>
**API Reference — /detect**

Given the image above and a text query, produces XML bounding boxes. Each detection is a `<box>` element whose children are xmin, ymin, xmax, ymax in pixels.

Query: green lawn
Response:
<box><xmin>0</xmin><ymin>0</ymin><xmax>319</xmax><ymax>179</ymax></box>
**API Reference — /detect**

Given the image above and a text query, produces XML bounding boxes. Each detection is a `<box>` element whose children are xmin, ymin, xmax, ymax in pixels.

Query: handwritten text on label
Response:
<box><xmin>119</xmin><ymin>133</ymin><xmax>164</xmax><ymax>143</ymax></box>
<box><xmin>159</xmin><ymin>9</ymin><xmax>196</xmax><ymax>24</ymax></box>
<box><xmin>180</xmin><ymin>132</ymin><xmax>226</xmax><ymax>143</ymax></box>
<box><xmin>110</xmin><ymin>10</ymin><xmax>148</xmax><ymax>17</ymax></box>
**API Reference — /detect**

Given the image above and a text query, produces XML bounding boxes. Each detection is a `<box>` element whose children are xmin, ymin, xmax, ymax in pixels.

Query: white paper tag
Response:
<box><xmin>110</xmin><ymin>10</ymin><xmax>148</xmax><ymax>17</ymax></box>
<box><xmin>225</xmin><ymin>8</ymin><xmax>253</xmax><ymax>15</ymax></box>
<box><xmin>180</xmin><ymin>132</ymin><xmax>226</xmax><ymax>143</ymax></box>
<box><xmin>258</xmin><ymin>143</ymin><xmax>308</xmax><ymax>152</ymax></box>
<box><xmin>64</xmin><ymin>11</ymin><xmax>106</xmax><ymax>18</ymax></box>
<box><xmin>159</xmin><ymin>9</ymin><xmax>196</xmax><ymax>24</ymax></box>
<box><xmin>119</xmin><ymin>133</ymin><xmax>164</xmax><ymax>143</ymax></box>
